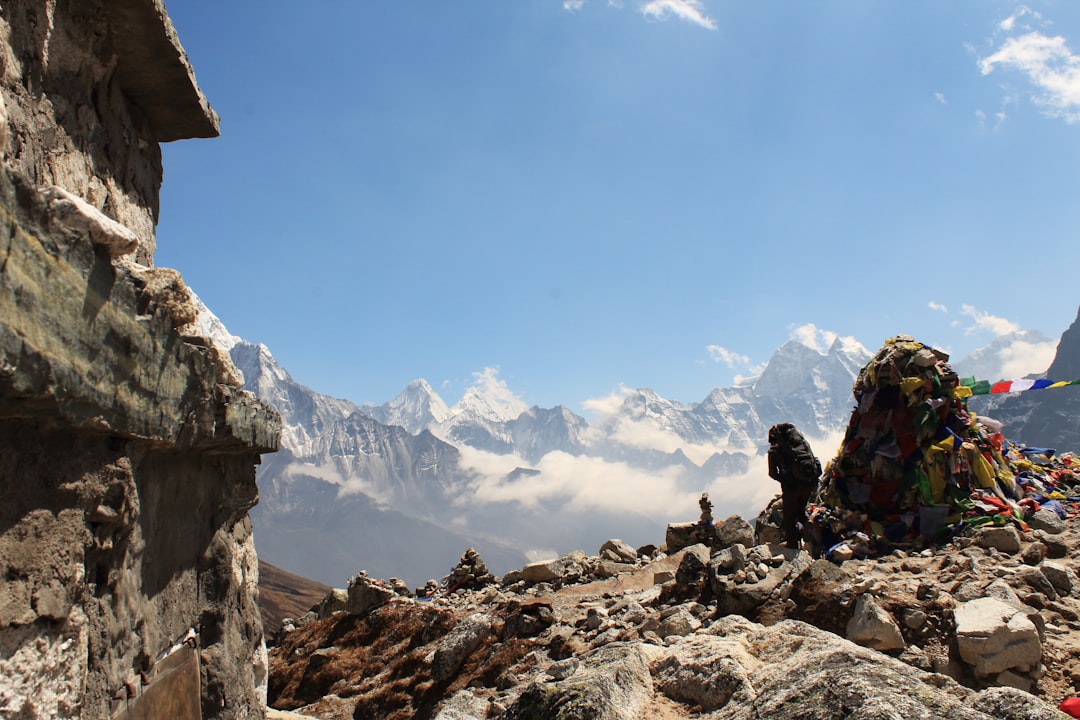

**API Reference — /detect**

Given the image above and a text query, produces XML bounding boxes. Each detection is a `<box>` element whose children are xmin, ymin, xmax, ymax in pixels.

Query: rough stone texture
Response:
<box><xmin>846</xmin><ymin>593</ymin><xmax>906</xmax><ymax>652</ymax></box>
<box><xmin>1029</xmin><ymin>508</ymin><xmax>1067</xmax><ymax>535</ymax></box>
<box><xmin>0</xmin><ymin>2</ymin><xmax>278</xmax><ymax>718</ymax></box>
<box><xmin>599</xmin><ymin>539</ymin><xmax>638</xmax><ymax>564</ymax></box>
<box><xmin>345</xmin><ymin>577</ymin><xmax>396</xmax><ymax>616</ymax></box>
<box><xmin>521</xmin><ymin>558</ymin><xmax>566</xmax><ymax>584</ymax></box>
<box><xmin>431</xmin><ymin>613</ymin><xmax>494</xmax><ymax>683</ymax></box>
<box><xmin>954</xmin><ymin>597</ymin><xmax>1043</xmax><ymax>678</ymax></box>
<box><xmin>0</xmin><ymin>0</ymin><xmax>217</xmax><ymax>265</ymax></box>
<box><xmin>505</xmin><ymin>643</ymin><xmax>653</xmax><ymax>720</ymax></box>
<box><xmin>715</xmin><ymin>515</ymin><xmax>756</xmax><ymax>550</ymax></box>
<box><xmin>976</xmin><ymin>526</ymin><xmax>1023</xmax><ymax>554</ymax></box>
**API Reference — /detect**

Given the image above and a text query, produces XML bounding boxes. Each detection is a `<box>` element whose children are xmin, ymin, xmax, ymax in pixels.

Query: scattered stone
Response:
<box><xmin>846</xmin><ymin>594</ymin><xmax>905</xmax><ymax>652</ymax></box>
<box><xmin>1028</xmin><ymin>508</ymin><xmax>1067</xmax><ymax>535</ymax></box>
<box><xmin>715</xmin><ymin>515</ymin><xmax>756</xmax><ymax>550</ymax></box>
<box><xmin>1040</xmin><ymin>561</ymin><xmax>1077</xmax><ymax>597</ymax></box>
<box><xmin>599</xmin><ymin>539</ymin><xmax>638</xmax><ymax>563</ymax></box>
<box><xmin>954</xmin><ymin>597</ymin><xmax>1043</xmax><ymax>678</ymax></box>
<box><xmin>975</xmin><ymin>526</ymin><xmax>1022</xmax><ymax>555</ymax></box>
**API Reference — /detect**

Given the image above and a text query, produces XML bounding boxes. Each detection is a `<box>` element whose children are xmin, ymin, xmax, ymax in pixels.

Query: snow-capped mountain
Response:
<box><xmin>360</xmin><ymin>379</ymin><xmax>451</xmax><ymax>435</ymax></box>
<box><xmin>966</xmin><ymin>308</ymin><xmax>1080</xmax><ymax>453</ymax></box>
<box><xmin>194</xmin><ymin>289</ymin><xmax>1077</xmax><ymax>590</ymax></box>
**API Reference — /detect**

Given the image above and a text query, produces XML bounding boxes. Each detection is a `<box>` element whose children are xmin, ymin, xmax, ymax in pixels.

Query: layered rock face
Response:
<box><xmin>0</xmin><ymin>1</ymin><xmax>279</xmax><ymax>718</ymax></box>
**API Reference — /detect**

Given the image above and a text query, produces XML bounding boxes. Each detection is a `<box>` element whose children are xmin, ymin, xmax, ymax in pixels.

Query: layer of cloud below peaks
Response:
<box><xmin>454</xmin><ymin>428</ymin><xmax>846</xmax><ymax>523</ymax></box>
<box><xmin>455</xmin><ymin>445</ymin><xmax>773</xmax><ymax>520</ymax></box>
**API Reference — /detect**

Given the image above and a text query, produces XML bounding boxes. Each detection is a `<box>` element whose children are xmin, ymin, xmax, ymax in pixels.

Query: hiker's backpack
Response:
<box><xmin>770</xmin><ymin>423</ymin><xmax>822</xmax><ymax>485</ymax></box>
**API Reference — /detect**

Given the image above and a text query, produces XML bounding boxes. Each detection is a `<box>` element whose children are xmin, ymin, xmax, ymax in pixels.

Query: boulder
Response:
<box><xmin>505</xmin><ymin>644</ymin><xmax>653</xmax><ymax>720</ymax></box>
<box><xmin>846</xmin><ymin>594</ymin><xmax>905</xmax><ymax>652</ymax></box>
<box><xmin>1028</xmin><ymin>508</ymin><xmax>1066</xmax><ymax>535</ymax></box>
<box><xmin>666</xmin><ymin>522</ymin><xmax>717</xmax><ymax>553</ymax></box>
<box><xmin>522</xmin><ymin>559</ymin><xmax>566</xmax><ymax>584</ymax></box>
<box><xmin>347</xmin><ymin>577</ymin><xmax>396</xmax><ymax>616</ymax></box>
<box><xmin>431</xmin><ymin>613</ymin><xmax>493</xmax><ymax>683</ymax></box>
<box><xmin>954</xmin><ymin>597</ymin><xmax>1043</xmax><ymax>677</ymax></box>
<box><xmin>317</xmin><ymin>588</ymin><xmax>349</xmax><ymax>618</ymax></box>
<box><xmin>599</xmin><ymin>539</ymin><xmax>638</xmax><ymax>563</ymax></box>
<box><xmin>1040</xmin><ymin>561</ymin><xmax>1077</xmax><ymax>597</ymax></box>
<box><xmin>657</xmin><ymin>608</ymin><xmax>701</xmax><ymax>638</ymax></box>
<box><xmin>975</xmin><ymin>526</ymin><xmax>1022</xmax><ymax>554</ymax></box>
<box><xmin>715</xmin><ymin>515</ymin><xmax>756</xmax><ymax>550</ymax></box>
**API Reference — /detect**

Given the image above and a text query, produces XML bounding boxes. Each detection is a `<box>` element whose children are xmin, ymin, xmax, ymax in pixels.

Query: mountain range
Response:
<box><xmin>194</xmin><ymin>297</ymin><xmax>1080</xmax><ymax>588</ymax></box>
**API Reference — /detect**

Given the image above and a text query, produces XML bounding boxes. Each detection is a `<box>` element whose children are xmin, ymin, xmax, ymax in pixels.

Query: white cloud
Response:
<box><xmin>789</xmin><ymin>323</ymin><xmax>838</xmax><ymax>353</ymax></box>
<box><xmin>934</xmin><ymin>92</ymin><xmax>947</xmax><ymax>105</ymax></box>
<box><xmin>997</xmin><ymin>338</ymin><xmax>1058</xmax><ymax>379</ymax></box>
<box><xmin>582</xmin><ymin>386</ymin><xmax>632</xmax><ymax>417</ymax></box>
<box><xmin>980</xmin><ymin>28</ymin><xmax>1080</xmax><ymax>123</ymax></box>
<box><xmin>928</xmin><ymin>301</ymin><xmax>948</xmax><ymax>313</ymax></box>
<box><xmin>563</xmin><ymin>0</ymin><xmax>585</xmax><ymax>10</ymax></box>
<box><xmin>998</xmin><ymin>6</ymin><xmax>1039</xmax><ymax>33</ymax></box>
<box><xmin>960</xmin><ymin>304</ymin><xmax>1020</xmax><ymax>337</ymax></box>
<box><xmin>640</xmin><ymin>0</ymin><xmax>717</xmax><ymax>30</ymax></box>
<box><xmin>707</xmin><ymin>344</ymin><xmax>751</xmax><ymax>368</ymax></box>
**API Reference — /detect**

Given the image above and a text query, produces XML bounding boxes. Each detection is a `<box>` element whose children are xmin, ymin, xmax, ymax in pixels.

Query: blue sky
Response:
<box><xmin>157</xmin><ymin>1</ymin><xmax>1080</xmax><ymax>412</ymax></box>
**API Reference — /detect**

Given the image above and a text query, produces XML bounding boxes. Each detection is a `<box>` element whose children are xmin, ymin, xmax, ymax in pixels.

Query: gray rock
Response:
<box><xmin>431</xmin><ymin>613</ymin><xmax>494</xmax><ymax>683</ymax></box>
<box><xmin>347</xmin><ymin>577</ymin><xmax>396</xmax><ymax>616</ymax></box>
<box><xmin>649</xmin><ymin>634</ymin><xmax>757</xmax><ymax>711</ymax></box>
<box><xmin>599</xmin><ymin>539</ymin><xmax>638</xmax><ymax>563</ymax></box>
<box><xmin>1040</xmin><ymin>561</ymin><xmax>1077</xmax><ymax>597</ymax></box>
<box><xmin>505</xmin><ymin>644</ymin><xmax>652</xmax><ymax>720</ymax></box>
<box><xmin>846</xmin><ymin>594</ymin><xmax>905</xmax><ymax>652</ymax></box>
<box><xmin>521</xmin><ymin>558</ymin><xmax>566</xmax><ymax>584</ymax></box>
<box><xmin>967</xmin><ymin>686</ymin><xmax>1068</xmax><ymax>719</ymax></box>
<box><xmin>954</xmin><ymin>597</ymin><xmax>1042</xmax><ymax>677</ymax></box>
<box><xmin>657</xmin><ymin>608</ymin><xmax>701</xmax><ymax>638</ymax></box>
<box><xmin>1027</xmin><ymin>507</ymin><xmax>1066</xmax><ymax>535</ymax></box>
<box><xmin>975</xmin><ymin>526</ymin><xmax>1022</xmax><ymax>554</ymax></box>
<box><xmin>715</xmin><ymin>515</ymin><xmax>756</xmax><ymax>550</ymax></box>
<box><xmin>317</xmin><ymin>588</ymin><xmax>349</xmax><ymax>618</ymax></box>
<box><xmin>433</xmin><ymin>689</ymin><xmax>489</xmax><ymax>720</ymax></box>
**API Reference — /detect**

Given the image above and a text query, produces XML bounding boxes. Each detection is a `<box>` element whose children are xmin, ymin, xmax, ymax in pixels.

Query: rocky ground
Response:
<box><xmin>260</xmin><ymin>504</ymin><xmax>1080</xmax><ymax>720</ymax></box>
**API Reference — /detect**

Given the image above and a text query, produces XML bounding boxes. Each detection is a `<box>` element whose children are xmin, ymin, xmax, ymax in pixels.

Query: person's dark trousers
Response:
<box><xmin>781</xmin><ymin>483</ymin><xmax>813</xmax><ymax>549</ymax></box>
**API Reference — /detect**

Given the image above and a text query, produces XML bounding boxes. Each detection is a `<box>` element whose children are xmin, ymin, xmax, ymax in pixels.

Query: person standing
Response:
<box><xmin>767</xmin><ymin>423</ymin><xmax>821</xmax><ymax>549</ymax></box>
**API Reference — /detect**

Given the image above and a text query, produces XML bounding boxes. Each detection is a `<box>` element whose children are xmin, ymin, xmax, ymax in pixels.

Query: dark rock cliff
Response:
<box><xmin>0</xmin><ymin>1</ymin><xmax>279</xmax><ymax>718</ymax></box>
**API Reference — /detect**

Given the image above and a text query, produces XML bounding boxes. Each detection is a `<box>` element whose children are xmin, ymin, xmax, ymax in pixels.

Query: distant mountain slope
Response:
<box><xmin>968</xmin><ymin>307</ymin><xmax>1080</xmax><ymax>453</ymax></box>
<box><xmin>258</xmin><ymin>560</ymin><xmax>332</xmax><ymax>631</ymax></box>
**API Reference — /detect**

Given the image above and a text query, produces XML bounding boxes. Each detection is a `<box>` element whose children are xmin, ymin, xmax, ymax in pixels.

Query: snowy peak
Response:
<box><xmin>752</xmin><ymin>340</ymin><xmax>827</xmax><ymax>399</ymax></box>
<box><xmin>448</xmin><ymin>372</ymin><xmax>530</xmax><ymax>424</ymax></box>
<box><xmin>190</xmin><ymin>290</ymin><xmax>242</xmax><ymax>353</ymax></box>
<box><xmin>363</xmin><ymin>379</ymin><xmax>452</xmax><ymax>434</ymax></box>
<box><xmin>951</xmin><ymin>329</ymin><xmax>1054</xmax><ymax>382</ymax></box>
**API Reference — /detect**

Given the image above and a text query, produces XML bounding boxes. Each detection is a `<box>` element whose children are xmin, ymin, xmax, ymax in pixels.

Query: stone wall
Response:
<box><xmin>0</xmin><ymin>1</ymin><xmax>279</xmax><ymax>718</ymax></box>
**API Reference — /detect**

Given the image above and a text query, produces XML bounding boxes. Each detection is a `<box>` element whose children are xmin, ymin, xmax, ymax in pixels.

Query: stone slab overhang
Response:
<box><xmin>104</xmin><ymin>0</ymin><xmax>220</xmax><ymax>142</ymax></box>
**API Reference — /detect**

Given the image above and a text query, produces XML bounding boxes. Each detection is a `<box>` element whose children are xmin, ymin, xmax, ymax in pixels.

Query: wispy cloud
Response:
<box><xmin>934</xmin><ymin>92</ymin><xmax>948</xmax><ymax>105</ymax></box>
<box><xmin>928</xmin><ymin>301</ymin><xmax>948</xmax><ymax>313</ymax></box>
<box><xmin>641</xmin><ymin>0</ymin><xmax>717</xmax><ymax>30</ymax></box>
<box><xmin>707</xmin><ymin>344</ymin><xmax>751</xmax><ymax>368</ymax></box>
<box><xmin>980</xmin><ymin>10</ymin><xmax>1080</xmax><ymax>123</ymax></box>
<box><xmin>959</xmin><ymin>304</ymin><xmax>1020</xmax><ymax>337</ymax></box>
<box><xmin>789</xmin><ymin>323</ymin><xmax>838</xmax><ymax>353</ymax></box>
<box><xmin>565</xmin><ymin>0</ymin><xmax>717</xmax><ymax>31</ymax></box>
